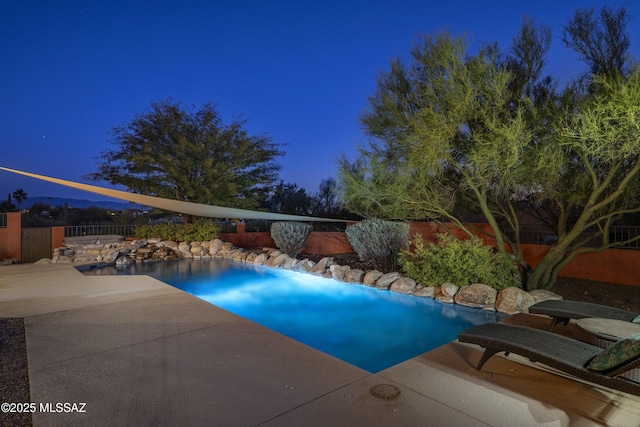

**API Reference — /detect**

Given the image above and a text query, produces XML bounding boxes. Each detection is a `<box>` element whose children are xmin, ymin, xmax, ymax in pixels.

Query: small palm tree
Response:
<box><xmin>12</xmin><ymin>189</ymin><xmax>27</xmax><ymax>210</ymax></box>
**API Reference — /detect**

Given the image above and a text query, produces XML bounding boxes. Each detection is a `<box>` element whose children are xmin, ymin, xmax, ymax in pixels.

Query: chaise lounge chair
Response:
<box><xmin>528</xmin><ymin>300</ymin><xmax>639</xmax><ymax>331</ymax></box>
<box><xmin>458</xmin><ymin>323</ymin><xmax>640</xmax><ymax>396</ymax></box>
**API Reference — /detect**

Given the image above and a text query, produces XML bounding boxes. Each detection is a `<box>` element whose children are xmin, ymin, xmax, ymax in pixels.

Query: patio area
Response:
<box><xmin>1</xmin><ymin>262</ymin><xmax>639</xmax><ymax>426</ymax></box>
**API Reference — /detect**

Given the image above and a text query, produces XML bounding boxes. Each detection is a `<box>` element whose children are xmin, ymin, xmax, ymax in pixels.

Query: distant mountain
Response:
<box><xmin>22</xmin><ymin>197</ymin><xmax>149</xmax><ymax>211</ymax></box>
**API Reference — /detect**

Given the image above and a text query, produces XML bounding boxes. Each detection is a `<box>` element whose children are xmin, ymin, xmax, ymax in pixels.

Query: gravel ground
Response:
<box><xmin>0</xmin><ymin>318</ymin><xmax>32</xmax><ymax>427</ymax></box>
<box><xmin>551</xmin><ymin>277</ymin><xmax>640</xmax><ymax>313</ymax></box>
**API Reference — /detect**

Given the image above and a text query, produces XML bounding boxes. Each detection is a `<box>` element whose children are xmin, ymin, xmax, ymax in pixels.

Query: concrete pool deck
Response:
<box><xmin>1</xmin><ymin>263</ymin><xmax>639</xmax><ymax>426</ymax></box>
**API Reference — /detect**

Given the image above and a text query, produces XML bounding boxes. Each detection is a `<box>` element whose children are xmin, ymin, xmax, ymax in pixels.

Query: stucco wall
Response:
<box><xmin>2</xmin><ymin>216</ymin><xmax>639</xmax><ymax>286</ymax></box>
<box><xmin>0</xmin><ymin>213</ymin><xmax>22</xmax><ymax>260</ymax></box>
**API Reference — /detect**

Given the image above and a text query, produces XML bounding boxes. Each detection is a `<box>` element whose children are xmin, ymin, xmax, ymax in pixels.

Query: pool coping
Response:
<box><xmin>1</xmin><ymin>262</ymin><xmax>639</xmax><ymax>426</ymax></box>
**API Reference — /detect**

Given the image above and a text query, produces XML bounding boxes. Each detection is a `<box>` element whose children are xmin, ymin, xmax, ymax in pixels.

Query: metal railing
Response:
<box><xmin>242</xmin><ymin>220</ymin><xmax>348</xmax><ymax>233</ymax></box>
<box><xmin>499</xmin><ymin>223</ymin><xmax>640</xmax><ymax>250</ymax></box>
<box><xmin>64</xmin><ymin>225</ymin><xmax>137</xmax><ymax>238</ymax></box>
<box><xmin>605</xmin><ymin>225</ymin><xmax>640</xmax><ymax>249</ymax></box>
<box><xmin>0</xmin><ymin>213</ymin><xmax>6</xmax><ymax>228</ymax></box>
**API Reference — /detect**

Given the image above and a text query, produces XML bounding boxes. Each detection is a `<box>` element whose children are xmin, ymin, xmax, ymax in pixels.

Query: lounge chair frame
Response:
<box><xmin>528</xmin><ymin>300</ymin><xmax>638</xmax><ymax>331</ymax></box>
<box><xmin>458</xmin><ymin>323</ymin><xmax>640</xmax><ymax>396</ymax></box>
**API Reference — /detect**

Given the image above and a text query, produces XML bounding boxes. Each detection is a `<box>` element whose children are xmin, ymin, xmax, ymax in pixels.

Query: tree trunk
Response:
<box><xmin>525</xmin><ymin>248</ymin><xmax>567</xmax><ymax>291</ymax></box>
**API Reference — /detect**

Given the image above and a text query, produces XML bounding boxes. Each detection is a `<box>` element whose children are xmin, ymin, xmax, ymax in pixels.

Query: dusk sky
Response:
<box><xmin>2</xmin><ymin>0</ymin><xmax>639</xmax><ymax>203</ymax></box>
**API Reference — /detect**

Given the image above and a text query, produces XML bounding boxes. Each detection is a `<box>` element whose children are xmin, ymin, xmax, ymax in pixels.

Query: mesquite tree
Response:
<box><xmin>90</xmin><ymin>100</ymin><xmax>283</xmax><ymax>222</ymax></box>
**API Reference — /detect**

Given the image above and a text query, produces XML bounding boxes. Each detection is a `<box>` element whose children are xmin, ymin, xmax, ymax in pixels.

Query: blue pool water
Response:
<box><xmin>84</xmin><ymin>258</ymin><xmax>506</xmax><ymax>372</ymax></box>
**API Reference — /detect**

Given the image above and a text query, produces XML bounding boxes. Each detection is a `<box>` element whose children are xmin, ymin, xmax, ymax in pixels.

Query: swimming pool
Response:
<box><xmin>84</xmin><ymin>258</ymin><xmax>506</xmax><ymax>372</ymax></box>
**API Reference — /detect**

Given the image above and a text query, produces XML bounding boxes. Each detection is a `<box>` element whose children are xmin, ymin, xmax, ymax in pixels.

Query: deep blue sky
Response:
<box><xmin>2</xmin><ymin>0</ymin><xmax>638</xmax><ymax>202</ymax></box>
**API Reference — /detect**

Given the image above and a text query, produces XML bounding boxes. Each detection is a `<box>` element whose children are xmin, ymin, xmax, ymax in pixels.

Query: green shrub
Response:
<box><xmin>177</xmin><ymin>219</ymin><xmax>221</xmax><ymax>242</ymax></box>
<box><xmin>135</xmin><ymin>223</ymin><xmax>180</xmax><ymax>240</ymax></box>
<box><xmin>345</xmin><ymin>219</ymin><xmax>409</xmax><ymax>271</ymax></box>
<box><xmin>399</xmin><ymin>233</ymin><xmax>520</xmax><ymax>290</ymax></box>
<box><xmin>270</xmin><ymin>221</ymin><xmax>313</xmax><ymax>257</ymax></box>
<box><xmin>135</xmin><ymin>219</ymin><xmax>220</xmax><ymax>242</ymax></box>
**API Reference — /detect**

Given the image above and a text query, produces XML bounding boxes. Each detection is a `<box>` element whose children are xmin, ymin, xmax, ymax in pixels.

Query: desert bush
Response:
<box><xmin>135</xmin><ymin>219</ymin><xmax>219</xmax><ymax>241</ymax></box>
<box><xmin>270</xmin><ymin>221</ymin><xmax>313</xmax><ymax>257</ymax></box>
<box><xmin>399</xmin><ymin>233</ymin><xmax>519</xmax><ymax>290</ymax></box>
<box><xmin>345</xmin><ymin>219</ymin><xmax>409</xmax><ymax>271</ymax></box>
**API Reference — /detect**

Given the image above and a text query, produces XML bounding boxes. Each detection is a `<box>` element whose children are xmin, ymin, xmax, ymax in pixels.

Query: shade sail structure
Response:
<box><xmin>0</xmin><ymin>167</ymin><xmax>346</xmax><ymax>222</ymax></box>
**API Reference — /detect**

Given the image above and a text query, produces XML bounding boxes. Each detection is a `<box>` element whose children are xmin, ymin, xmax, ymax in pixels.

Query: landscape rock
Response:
<box><xmin>157</xmin><ymin>240</ymin><xmax>178</xmax><ymax>248</ymax></box>
<box><xmin>496</xmin><ymin>287</ymin><xmax>536</xmax><ymax>314</ymax></box>
<box><xmin>209</xmin><ymin>239</ymin><xmax>223</xmax><ymax>255</ymax></box>
<box><xmin>375</xmin><ymin>272</ymin><xmax>401</xmax><ymax>290</ymax></box>
<box><xmin>309</xmin><ymin>257</ymin><xmax>333</xmax><ymax>275</ymax></box>
<box><xmin>282</xmin><ymin>257</ymin><xmax>299</xmax><ymax>270</ymax></box>
<box><xmin>116</xmin><ymin>256</ymin><xmax>132</xmax><ymax>265</ymax></box>
<box><xmin>440</xmin><ymin>283</ymin><xmax>459</xmax><ymax>297</ymax></box>
<box><xmin>413</xmin><ymin>286</ymin><xmax>435</xmax><ymax>298</ymax></box>
<box><xmin>48</xmin><ymin>238</ymin><xmax>548</xmax><ymax>315</ymax></box>
<box><xmin>362</xmin><ymin>270</ymin><xmax>383</xmax><ymax>287</ymax></box>
<box><xmin>330</xmin><ymin>264</ymin><xmax>350</xmax><ymax>281</ymax></box>
<box><xmin>265</xmin><ymin>253</ymin><xmax>289</xmax><ymax>268</ymax></box>
<box><xmin>344</xmin><ymin>269</ymin><xmax>364</xmax><ymax>284</ymax></box>
<box><xmin>296</xmin><ymin>259</ymin><xmax>316</xmax><ymax>273</ymax></box>
<box><xmin>529</xmin><ymin>289</ymin><xmax>563</xmax><ymax>303</ymax></box>
<box><xmin>253</xmin><ymin>253</ymin><xmax>269</xmax><ymax>265</ymax></box>
<box><xmin>454</xmin><ymin>283</ymin><xmax>497</xmax><ymax>310</ymax></box>
<box><xmin>265</xmin><ymin>248</ymin><xmax>283</xmax><ymax>258</ymax></box>
<box><xmin>219</xmin><ymin>242</ymin><xmax>234</xmax><ymax>254</ymax></box>
<box><xmin>178</xmin><ymin>248</ymin><xmax>193</xmax><ymax>259</ymax></box>
<box><xmin>434</xmin><ymin>287</ymin><xmax>454</xmax><ymax>304</ymax></box>
<box><xmin>101</xmin><ymin>249</ymin><xmax>120</xmax><ymax>263</ymax></box>
<box><xmin>390</xmin><ymin>277</ymin><xmax>416</xmax><ymax>294</ymax></box>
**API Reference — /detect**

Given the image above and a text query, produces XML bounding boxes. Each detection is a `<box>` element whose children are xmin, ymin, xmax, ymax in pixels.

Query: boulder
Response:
<box><xmin>375</xmin><ymin>272</ymin><xmax>401</xmax><ymax>290</ymax></box>
<box><xmin>390</xmin><ymin>277</ymin><xmax>416</xmax><ymax>294</ymax></box>
<box><xmin>74</xmin><ymin>255</ymin><xmax>99</xmax><ymax>263</ymax></box>
<box><xmin>310</xmin><ymin>257</ymin><xmax>333</xmax><ymax>275</ymax></box>
<box><xmin>253</xmin><ymin>253</ymin><xmax>268</xmax><ymax>265</ymax></box>
<box><xmin>101</xmin><ymin>249</ymin><xmax>120</xmax><ymax>263</ymax></box>
<box><xmin>283</xmin><ymin>257</ymin><xmax>299</xmax><ymax>270</ymax></box>
<box><xmin>265</xmin><ymin>248</ymin><xmax>283</xmax><ymax>258</ymax></box>
<box><xmin>131</xmin><ymin>239</ymin><xmax>147</xmax><ymax>249</ymax></box>
<box><xmin>440</xmin><ymin>283</ymin><xmax>459</xmax><ymax>297</ymax></box>
<box><xmin>496</xmin><ymin>287</ymin><xmax>536</xmax><ymax>314</ymax></box>
<box><xmin>178</xmin><ymin>248</ymin><xmax>193</xmax><ymax>259</ymax></box>
<box><xmin>296</xmin><ymin>259</ymin><xmax>316</xmax><ymax>273</ymax></box>
<box><xmin>115</xmin><ymin>256</ymin><xmax>132</xmax><ymax>265</ymax></box>
<box><xmin>434</xmin><ymin>286</ymin><xmax>454</xmax><ymax>303</ymax></box>
<box><xmin>529</xmin><ymin>289</ymin><xmax>563</xmax><ymax>304</ymax></box>
<box><xmin>157</xmin><ymin>240</ymin><xmax>178</xmax><ymax>248</ymax></box>
<box><xmin>265</xmin><ymin>253</ymin><xmax>289</xmax><ymax>268</ymax></box>
<box><xmin>190</xmin><ymin>245</ymin><xmax>208</xmax><ymax>256</ymax></box>
<box><xmin>413</xmin><ymin>286</ymin><xmax>436</xmax><ymax>298</ymax></box>
<box><xmin>209</xmin><ymin>239</ymin><xmax>224</xmax><ymax>255</ymax></box>
<box><xmin>219</xmin><ymin>242</ymin><xmax>234</xmax><ymax>254</ymax></box>
<box><xmin>454</xmin><ymin>283</ymin><xmax>497</xmax><ymax>310</ymax></box>
<box><xmin>344</xmin><ymin>269</ymin><xmax>365</xmax><ymax>284</ymax></box>
<box><xmin>330</xmin><ymin>264</ymin><xmax>350</xmax><ymax>281</ymax></box>
<box><xmin>363</xmin><ymin>270</ymin><xmax>383</xmax><ymax>287</ymax></box>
